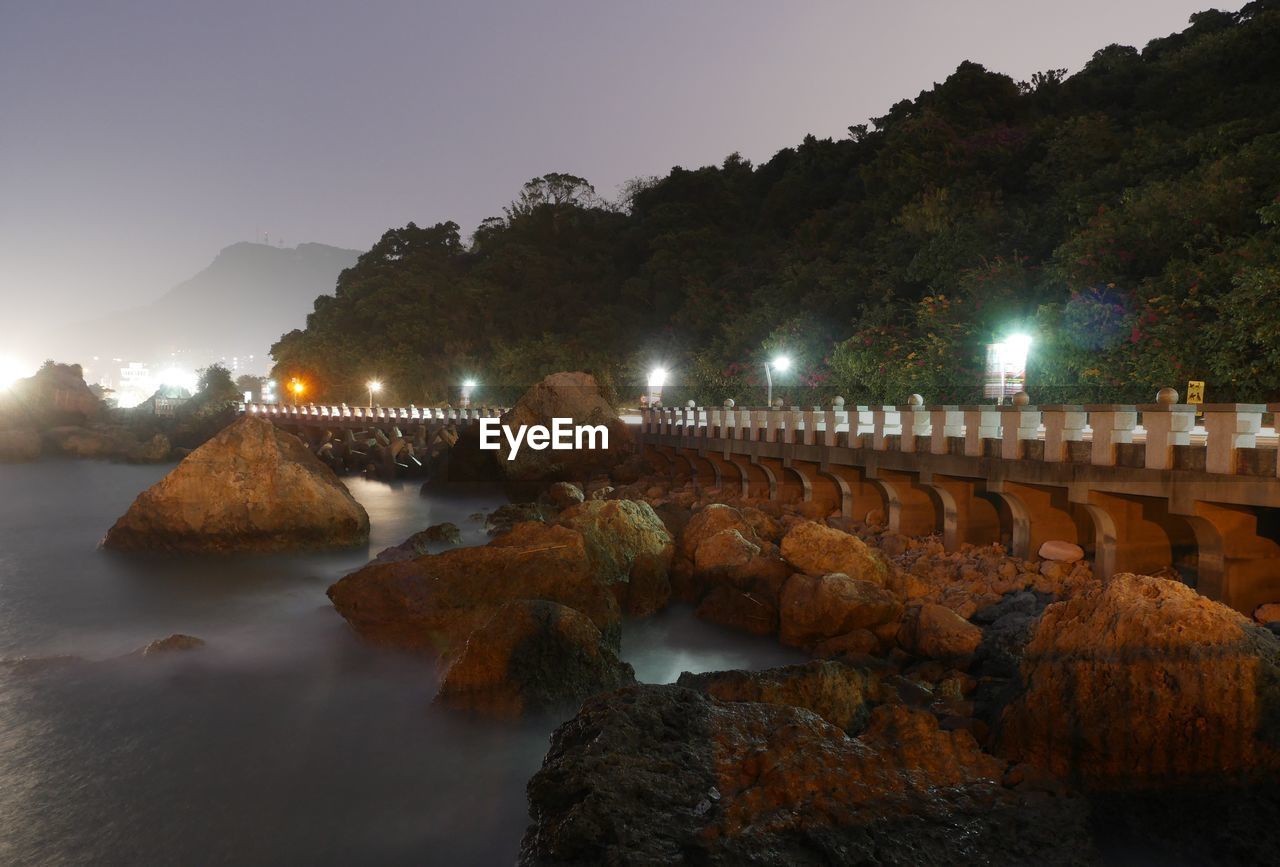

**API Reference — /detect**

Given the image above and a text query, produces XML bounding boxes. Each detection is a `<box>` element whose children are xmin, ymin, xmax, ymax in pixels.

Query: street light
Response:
<box><xmin>764</xmin><ymin>354</ymin><xmax>791</xmax><ymax>408</ymax></box>
<box><xmin>367</xmin><ymin>379</ymin><xmax>382</xmax><ymax>407</ymax></box>
<box><xmin>290</xmin><ymin>379</ymin><xmax>305</xmax><ymax>406</ymax></box>
<box><xmin>647</xmin><ymin>366</ymin><xmax>667</xmax><ymax>407</ymax></box>
<box><xmin>984</xmin><ymin>334</ymin><xmax>1033</xmax><ymax>402</ymax></box>
<box><xmin>461</xmin><ymin>379</ymin><xmax>477</xmax><ymax>408</ymax></box>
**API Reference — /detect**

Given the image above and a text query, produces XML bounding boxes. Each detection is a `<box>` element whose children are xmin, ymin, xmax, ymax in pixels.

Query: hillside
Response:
<box><xmin>272</xmin><ymin>1</ymin><xmax>1280</xmax><ymax>407</ymax></box>
<box><xmin>50</xmin><ymin>241</ymin><xmax>360</xmax><ymax>373</ymax></box>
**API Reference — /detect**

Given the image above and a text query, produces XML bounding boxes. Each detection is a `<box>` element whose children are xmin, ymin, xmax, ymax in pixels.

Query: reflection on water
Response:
<box><xmin>0</xmin><ymin>460</ymin><xmax>805</xmax><ymax>865</ymax></box>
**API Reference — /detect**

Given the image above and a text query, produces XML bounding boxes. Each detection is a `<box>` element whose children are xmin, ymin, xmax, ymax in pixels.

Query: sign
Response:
<box><xmin>1186</xmin><ymin>380</ymin><xmax>1205</xmax><ymax>405</ymax></box>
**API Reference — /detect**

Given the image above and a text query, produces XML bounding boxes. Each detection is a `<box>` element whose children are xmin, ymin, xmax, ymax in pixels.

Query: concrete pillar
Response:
<box><xmin>1040</xmin><ymin>405</ymin><xmax>1086</xmax><ymax>462</ymax></box>
<box><xmin>871</xmin><ymin>406</ymin><xmax>902</xmax><ymax>451</ymax></box>
<box><xmin>927</xmin><ymin>475</ymin><xmax>1001</xmax><ymax>550</ymax></box>
<box><xmin>898</xmin><ymin>405</ymin><xmax>931</xmax><ymax>453</ymax></box>
<box><xmin>928</xmin><ymin>406</ymin><xmax>963</xmax><ymax>456</ymax></box>
<box><xmin>1086</xmin><ymin>405</ymin><xmax>1137</xmax><ymax>467</ymax></box>
<box><xmin>1201</xmin><ymin>404</ymin><xmax>1265</xmax><ymax>475</ymax></box>
<box><xmin>961</xmin><ymin>406</ymin><xmax>1000</xmax><ymax>457</ymax></box>
<box><xmin>1140</xmin><ymin>404</ymin><xmax>1196</xmax><ymax>470</ymax></box>
<box><xmin>998</xmin><ymin>405</ymin><xmax>1041</xmax><ymax>460</ymax></box>
<box><xmin>1187</xmin><ymin>501</ymin><xmax>1280</xmax><ymax>614</ymax></box>
<box><xmin>876</xmin><ymin>469</ymin><xmax>940</xmax><ymax>536</ymax></box>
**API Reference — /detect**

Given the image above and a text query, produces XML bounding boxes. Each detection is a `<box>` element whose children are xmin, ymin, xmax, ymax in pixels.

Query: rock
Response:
<box><xmin>128</xmin><ymin>433</ymin><xmax>172</xmax><ymax>463</ymax></box>
<box><xmin>556</xmin><ymin>500</ymin><xmax>674</xmax><ymax>616</ymax></box>
<box><xmin>693</xmin><ymin>529</ymin><xmax>759</xmax><ymax>576</ymax></box>
<box><xmin>779</xmin><ymin>572</ymin><xmax>903</xmax><ymax>650</ymax></box>
<box><xmin>677</xmin><ymin>660</ymin><xmax>875</xmax><ymax>733</ymax></box>
<box><xmin>372</xmin><ymin>522</ymin><xmax>464</xmax><ymax>563</ymax></box>
<box><xmin>1037</xmin><ymin>540</ymin><xmax>1084</xmax><ymax>563</ymax></box>
<box><xmin>0</xmin><ymin>428</ymin><xmax>41</xmax><ymax>462</ymax></box>
<box><xmin>139</xmin><ymin>634</ymin><xmax>206</xmax><ymax>656</ymax></box>
<box><xmin>545</xmin><ymin>481</ymin><xmax>584</xmax><ymax>509</ymax></box>
<box><xmin>864</xmin><ymin>506</ymin><xmax>886</xmax><ymax>526</ymax></box>
<box><xmin>436</xmin><ymin>600</ymin><xmax>634</xmax><ymax>718</ymax></box>
<box><xmin>521</xmin><ymin>685</ymin><xmax>1095</xmax><ymax>865</ymax></box>
<box><xmin>695</xmin><ymin>586</ymin><xmax>778</xmax><ymax>636</ymax></box>
<box><xmin>328</xmin><ymin>521</ymin><xmax>620</xmax><ymax>653</ymax></box>
<box><xmin>44</xmin><ymin>425</ymin><xmax>136</xmax><ymax>459</ymax></box>
<box><xmin>679</xmin><ymin>503</ymin><xmax>758</xmax><ymax>560</ymax></box>
<box><xmin>499</xmin><ymin>371</ymin><xmax>632</xmax><ymax>484</ymax></box>
<box><xmin>102</xmin><ymin>416</ymin><xmax>369</xmax><ymax>552</ymax></box>
<box><xmin>485</xmin><ymin>502</ymin><xmax>554</xmax><ymax>535</ymax></box>
<box><xmin>812</xmin><ymin>629</ymin><xmax>880</xmax><ymax>659</ymax></box>
<box><xmin>999</xmin><ymin>573</ymin><xmax>1280</xmax><ymax>788</ymax></box>
<box><xmin>738</xmin><ymin>506</ymin><xmax>783</xmax><ymax>543</ymax></box>
<box><xmin>1255</xmin><ymin>602</ymin><xmax>1280</xmax><ymax>625</ymax></box>
<box><xmin>779</xmin><ymin>521</ymin><xmax>887</xmax><ymax>584</ymax></box>
<box><xmin>0</xmin><ymin>362</ymin><xmax>101</xmax><ymax>429</ymax></box>
<box><xmin>899</xmin><ymin>603</ymin><xmax>984</xmax><ymax>660</ymax></box>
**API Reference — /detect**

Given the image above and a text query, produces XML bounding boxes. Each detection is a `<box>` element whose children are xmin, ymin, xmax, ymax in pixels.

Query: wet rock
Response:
<box><xmin>140</xmin><ymin>634</ymin><xmax>206</xmax><ymax>656</ymax></box>
<box><xmin>1038</xmin><ymin>540</ymin><xmax>1084</xmax><ymax>563</ymax></box>
<box><xmin>679</xmin><ymin>503</ymin><xmax>759</xmax><ymax>560</ymax></box>
<box><xmin>779</xmin><ymin>520</ymin><xmax>887</xmax><ymax>584</ymax></box>
<box><xmin>779</xmin><ymin>571</ymin><xmax>902</xmax><ymax>650</ymax></box>
<box><xmin>500</xmin><ymin>371</ymin><xmax>632</xmax><ymax>483</ymax></box>
<box><xmin>676</xmin><ymin>660</ymin><xmax>876</xmax><ymax>733</ymax></box>
<box><xmin>127</xmin><ymin>433</ymin><xmax>172</xmax><ymax>463</ymax></box>
<box><xmin>0</xmin><ymin>428</ymin><xmax>42</xmax><ymax>462</ymax></box>
<box><xmin>1255</xmin><ymin>602</ymin><xmax>1280</xmax><ymax>625</ymax></box>
<box><xmin>556</xmin><ymin>499</ymin><xmax>673</xmax><ymax>617</ymax></box>
<box><xmin>693</xmin><ymin>529</ymin><xmax>759</xmax><ymax>576</ymax></box>
<box><xmin>811</xmin><ymin>628</ymin><xmax>880</xmax><ymax>659</ymax></box>
<box><xmin>999</xmin><ymin>573</ymin><xmax>1280</xmax><ymax>788</ymax></box>
<box><xmin>544</xmin><ymin>481</ymin><xmax>584</xmax><ymax>509</ymax></box>
<box><xmin>485</xmin><ymin>502</ymin><xmax>555</xmax><ymax>535</ymax></box>
<box><xmin>695</xmin><ymin>586</ymin><xmax>778</xmax><ymax>636</ymax></box>
<box><xmin>328</xmin><ymin>521</ymin><xmax>620</xmax><ymax>653</ymax></box>
<box><xmin>898</xmin><ymin>603</ymin><xmax>984</xmax><ymax>660</ymax></box>
<box><xmin>372</xmin><ymin>522</ymin><xmax>464</xmax><ymax>563</ymax></box>
<box><xmin>102</xmin><ymin>415</ymin><xmax>369</xmax><ymax>553</ymax></box>
<box><xmin>436</xmin><ymin>600</ymin><xmax>634</xmax><ymax>718</ymax></box>
<box><xmin>521</xmin><ymin>685</ymin><xmax>1095</xmax><ymax>865</ymax></box>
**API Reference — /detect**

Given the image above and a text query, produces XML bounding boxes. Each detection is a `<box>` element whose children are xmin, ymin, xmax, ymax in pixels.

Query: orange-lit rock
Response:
<box><xmin>999</xmin><ymin>573</ymin><xmax>1280</xmax><ymax>788</ymax></box>
<box><xmin>557</xmin><ymin>499</ymin><xmax>673</xmax><ymax>616</ymax></box>
<box><xmin>676</xmin><ymin>660</ymin><xmax>876</xmax><ymax>733</ymax></box>
<box><xmin>780</xmin><ymin>520</ymin><xmax>887</xmax><ymax>584</ymax></box>
<box><xmin>778</xmin><ymin>572</ymin><xmax>902</xmax><ymax>650</ymax></box>
<box><xmin>898</xmin><ymin>603</ymin><xmax>984</xmax><ymax>660</ymax></box>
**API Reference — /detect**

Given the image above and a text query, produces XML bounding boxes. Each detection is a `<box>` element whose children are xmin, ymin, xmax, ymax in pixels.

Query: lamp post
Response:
<box><xmin>290</xmin><ymin>379</ymin><xmax>305</xmax><ymax>406</ymax></box>
<box><xmin>647</xmin><ymin>366</ymin><xmax>667</xmax><ymax>408</ymax></box>
<box><xmin>765</xmin><ymin>354</ymin><xmax>791</xmax><ymax>408</ymax></box>
<box><xmin>367</xmin><ymin>379</ymin><xmax>382</xmax><ymax>408</ymax></box>
<box><xmin>461</xmin><ymin>379</ymin><xmax>476</xmax><ymax>408</ymax></box>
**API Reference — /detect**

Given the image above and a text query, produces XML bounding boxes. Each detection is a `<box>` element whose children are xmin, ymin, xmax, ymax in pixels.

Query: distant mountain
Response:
<box><xmin>48</xmin><ymin>241</ymin><xmax>360</xmax><ymax>374</ymax></box>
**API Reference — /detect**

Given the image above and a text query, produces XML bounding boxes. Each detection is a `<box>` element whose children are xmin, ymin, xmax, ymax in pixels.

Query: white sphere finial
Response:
<box><xmin>833</xmin><ymin>396</ymin><xmax>845</xmax><ymax>408</ymax></box>
<box><xmin>724</xmin><ymin>398</ymin><xmax>735</xmax><ymax>408</ymax></box>
<box><xmin>908</xmin><ymin>393</ymin><xmax>924</xmax><ymax>407</ymax></box>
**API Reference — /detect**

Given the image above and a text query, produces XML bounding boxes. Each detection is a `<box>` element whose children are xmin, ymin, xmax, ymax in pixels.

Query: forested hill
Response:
<box><xmin>272</xmin><ymin>1</ymin><xmax>1280</xmax><ymax>407</ymax></box>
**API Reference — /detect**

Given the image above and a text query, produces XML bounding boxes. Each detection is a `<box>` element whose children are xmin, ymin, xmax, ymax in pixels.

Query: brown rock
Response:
<box><xmin>436</xmin><ymin>599</ymin><xmax>635</xmax><ymax>718</ymax></box>
<box><xmin>102</xmin><ymin>416</ymin><xmax>369</xmax><ymax>552</ymax></box>
<box><xmin>679</xmin><ymin>503</ymin><xmax>758</xmax><ymax>560</ymax></box>
<box><xmin>1255</xmin><ymin>602</ymin><xmax>1280</xmax><ymax>625</ymax></box>
<box><xmin>499</xmin><ymin>371</ymin><xmax>633</xmax><ymax>483</ymax></box>
<box><xmin>779</xmin><ymin>521</ymin><xmax>887</xmax><ymax>584</ymax></box>
<box><xmin>999</xmin><ymin>573</ymin><xmax>1280</xmax><ymax>788</ymax></box>
<box><xmin>676</xmin><ymin>660</ymin><xmax>875</xmax><ymax>732</ymax></box>
<box><xmin>693</xmin><ymin>529</ymin><xmax>759</xmax><ymax>576</ymax></box>
<box><xmin>779</xmin><ymin>572</ymin><xmax>903</xmax><ymax>650</ymax></box>
<box><xmin>811</xmin><ymin>629</ymin><xmax>880</xmax><ymax>659</ymax></box>
<box><xmin>695</xmin><ymin>586</ymin><xmax>778</xmax><ymax>636</ymax></box>
<box><xmin>898</xmin><ymin>603</ymin><xmax>983</xmax><ymax>659</ymax></box>
<box><xmin>557</xmin><ymin>499</ymin><xmax>674</xmax><ymax>617</ymax></box>
<box><xmin>545</xmin><ymin>481</ymin><xmax>585</xmax><ymax>509</ymax></box>
<box><xmin>139</xmin><ymin>634</ymin><xmax>206</xmax><ymax>656</ymax></box>
<box><xmin>327</xmin><ymin>521</ymin><xmax>620</xmax><ymax>653</ymax></box>
<box><xmin>1037</xmin><ymin>540</ymin><xmax>1084</xmax><ymax>563</ymax></box>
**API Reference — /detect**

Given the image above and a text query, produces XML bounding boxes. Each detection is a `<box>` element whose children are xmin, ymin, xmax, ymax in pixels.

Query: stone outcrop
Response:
<box><xmin>521</xmin><ymin>685</ymin><xmax>1095</xmax><ymax>865</ymax></box>
<box><xmin>778</xmin><ymin>571</ymin><xmax>902</xmax><ymax>650</ymax></box>
<box><xmin>898</xmin><ymin>602</ymin><xmax>984</xmax><ymax>660</ymax></box>
<box><xmin>999</xmin><ymin>573</ymin><xmax>1280</xmax><ymax>788</ymax></box>
<box><xmin>679</xmin><ymin>503</ymin><xmax>760</xmax><ymax>560</ymax></box>
<box><xmin>139</xmin><ymin>634</ymin><xmax>206</xmax><ymax>656</ymax></box>
<box><xmin>780</xmin><ymin>520</ymin><xmax>887</xmax><ymax>584</ymax></box>
<box><xmin>544</xmin><ymin>481</ymin><xmax>584</xmax><ymax>509</ymax></box>
<box><xmin>372</xmin><ymin>522</ymin><xmax>464</xmax><ymax>563</ymax></box>
<box><xmin>102</xmin><ymin>415</ymin><xmax>368</xmax><ymax>552</ymax></box>
<box><xmin>556</xmin><ymin>500</ymin><xmax>673</xmax><ymax>616</ymax></box>
<box><xmin>328</xmin><ymin>521</ymin><xmax>620</xmax><ymax>653</ymax></box>
<box><xmin>500</xmin><ymin>371</ymin><xmax>632</xmax><ymax>483</ymax></box>
<box><xmin>676</xmin><ymin>660</ymin><xmax>876</xmax><ymax>733</ymax></box>
<box><xmin>436</xmin><ymin>600</ymin><xmax>635</xmax><ymax>718</ymax></box>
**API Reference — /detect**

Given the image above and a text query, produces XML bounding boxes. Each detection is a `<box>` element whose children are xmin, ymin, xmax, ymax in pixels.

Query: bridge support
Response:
<box><xmin>821</xmin><ymin>465</ymin><xmax>889</xmax><ymax>523</ymax></box>
<box><xmin>874</xmin><ymin>469</ymin><xmax>941</xmax><ymax>536</ymax></box>
<box><xmin>994</xmin><ymin>481</ymin><xmax>1093</xmax><ymax>560</ymax></box>
<box><xmin>924</xmin><ymin>475</ymin><xmax>1002</xmax><ymax>550</ymax></box>
<box><xmin>1184</xmin><ymin>503</ymin><xmax>1280</xmax><ymax>615</ymax></box>
<box><xmin>1083</xmin><ymin>491</ymin><xmax>1197</xmax><ymax>581</ymax></box>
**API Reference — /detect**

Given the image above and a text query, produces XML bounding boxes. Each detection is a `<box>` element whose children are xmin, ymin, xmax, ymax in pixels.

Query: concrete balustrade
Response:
<box><xmin>961</xmin><ymin>406</ymin><xmax>1001</xmax><ymax>457</ymax></box>
<box><xmin>929</xmin><ymin>406</ymin><xmax>963</xmax><ymax>455</ymax></box>
<box><xmin>1086</xmin><ymin>405</ymin><xmax>1137</xmax><ymax>467</ymax></box>
<box><xmin>998</xmin><ymin>405</ymin><xmax>1042</xmax><ymax>460</ymax></box>
<box><xmin>1202</xmin><ymin>404</ymin><xmax>1265</xmax><ymax>475</ymax></box>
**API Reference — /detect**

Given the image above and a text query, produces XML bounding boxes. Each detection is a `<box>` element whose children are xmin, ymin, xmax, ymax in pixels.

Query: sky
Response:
<box><xmin>0</xmin><ymin>0</ymin><xmax>1230</xmax><ymax>363</ymax></box>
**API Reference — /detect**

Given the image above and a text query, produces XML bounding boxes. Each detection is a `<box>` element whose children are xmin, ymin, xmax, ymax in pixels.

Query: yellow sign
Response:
<box><xmin>1186</xmin><ymin>380</ymin><xmax>1205</xmax><ymax>405</ymax></box>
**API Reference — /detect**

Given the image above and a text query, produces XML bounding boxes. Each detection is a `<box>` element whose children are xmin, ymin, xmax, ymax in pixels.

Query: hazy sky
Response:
<box><xmin>1</xmin><ymin>0</ymin><xmax>1228</xmax><ymax>359</ymax></box>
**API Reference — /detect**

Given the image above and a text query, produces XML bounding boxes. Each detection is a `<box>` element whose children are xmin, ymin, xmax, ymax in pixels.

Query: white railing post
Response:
<box><xmin>871</xmin><ymin>405</ymin><xmax>901</xmax><ymax>451</ymax></box>
<box><xmin>998</xmin><ymin>403</ymin><xmax>1041</xmax><ymax>460</ymax></box>
<box><xmin>1087</xmin><ymin>405</ymin><xmax>1138</xmax><ymax>466</ymax></box>
<box><xmin>1202</xmin><ymin>404</ymin><xmax>1265</xmax><ymax>475</ymax></box>
<box><xmin>898</xmin><ymin>396</ymin><xmax>930</xmax><ymax>453</ymax></box>
<box><xmin>962</xmin><ymin>406</ymin><xmax>1001</xmax><ymax>457</ymax></box>
<box><xmin>1040</xmin><ymin>405</ymin><xmax>1087</xmax><ymax>462</ymax></box>
<box><xmin>928</xmin><ymin>405</ymin><xmax>962</xmax><ymax>455</ymax></box>
<box><xmin>1140</xmin><ymin>390</ymin><xmax>1195</xmax><ymax>470</ymax></box>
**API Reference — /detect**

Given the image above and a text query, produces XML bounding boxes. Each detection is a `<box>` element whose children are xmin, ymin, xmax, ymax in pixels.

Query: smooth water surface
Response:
<box><xmin>0</xmin><ymin>460</ymin><xmax>802</xmax><ymax>865</ymax></box>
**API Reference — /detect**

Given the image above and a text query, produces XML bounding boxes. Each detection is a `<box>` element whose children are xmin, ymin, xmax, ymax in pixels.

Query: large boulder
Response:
<box><xmin>999</xmin><ymin>573</ymin><xmax>1280</xmax><ymax>788</ymax></box>
<box><xmin>778</xmin><ymin>572</ymin><xmax>903</xmax><ymax>650</ymax></box>
<box><xmin>679</xmin><ymin>503</ymin><xmax>759</xmax><ymax>560</ymax></box>
<box><xmin>102</xmin><ymin>415</ymin><xmax>368</xmax><ymax>552</ymax></box>
<box><xmin>0</xmin><ymin>428</ymin><xmax>41</xmax><ymax>462</ymax></box>
<box><xmin>328</xmin><ymin>521</ymin><xmax>620</xmax><ymax>653</ymax></box>
<box><xmin>899</xmin><ymin>602</ymin><xmax>984</xmax><ymax>660</ymax></box>
<box><xmin>521</xmin><ymin>685</ymin><xmax>1095</xmax><ymax>865</ymax></box>
<box><xmin>499</xmin><ymin>371</ymin><xmax>632</xmax><ymax>483</ymax></box>
<box><xmin>780</xmin><ymin>520</ymin><xmax>887</xmax><ymax>584</ymax></box>
<box><xmin>556</xmin><ymin>499</ymin><xmax>673</xmax><ymax>616</ymax></box>
<box><xmin>677</xmin><ymin>660</ymin><xmax>876</xmax><ymax>733</ymax></box>
<box><xmin>436</xmin><ymin>599</ymin><xmax>635</xmax><ymax>718</ymax></box>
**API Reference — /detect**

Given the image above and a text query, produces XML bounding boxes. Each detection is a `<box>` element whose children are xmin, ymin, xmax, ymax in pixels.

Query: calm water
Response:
<box><xmin>0</xmin><ymin>460</ymin><xmax>802</xmax><ymax>866</ymax></box>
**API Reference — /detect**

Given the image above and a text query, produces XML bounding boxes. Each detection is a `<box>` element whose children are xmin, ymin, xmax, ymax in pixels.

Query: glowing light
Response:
<box><xmin>291</xmin><ymin>381</ymin><xmax>305</xmax><ymax>395</ymax></box>
<box><xmin>648</xmin><ymin>367</ymin><xmax>667</xmax><ymax>388</ymax></box>
<box><xmin>368</xmin><ymin>380</ymin><xmax>382</xmax><ymax>393</ymax></box>
<box><xmin>0</xmin><ymin>356</ymin><xmax>32</xmax><ymax>390</ymax></box>
<box><xmin>157</xmin><ymin>367</ymin><xmax>198</xmax><ymax>393</ymax></box>
<box><xmin>771</xmin><ymin>354</ymin><xmax>792</xmax><ymax>373</ymax></box>
<box><xmin>463</xmin><ymin>379</ymin><xmax>477</xmax><ymax>389</ymax></box>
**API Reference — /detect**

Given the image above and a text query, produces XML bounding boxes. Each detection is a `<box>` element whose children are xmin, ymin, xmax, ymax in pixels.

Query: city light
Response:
<box><xmin>648</xmin><ymin>367</ymin><xmax>667</xmax><ymax>388</ymax></box>
<box><xmin>463</xmin><ymin>379</ymin><xmax>477</xmax><ymax>389</ymax></box>
<box><xmin>157</xmin><ymin>367</ymin><xmax>198</xmax><ymax>394</ymax></box>
<box><xmin>367</xmin><ymin>379</ymin><xmax>381</xmax><ymax>406</ymax></box>
<box><xmin>0</xmin><ymin>355</ymin><xmax>32</xmax><ymax>390</ymax></box>
<box><xmin>771</xmin><ymin>354</ymin><xmax>792</xmax><ymax>372</ymax></box>
<box><xmin>764</xmin><ymin>353</ymin><xmax>791</xmax><ymax>407</ymax></box>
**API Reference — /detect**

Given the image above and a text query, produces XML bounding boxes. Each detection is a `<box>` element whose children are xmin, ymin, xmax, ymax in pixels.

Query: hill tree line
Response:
<box><xmin>272</xmin><ymin>1</ymin><xmax>1280</xmax><ymax>408</ymax></box>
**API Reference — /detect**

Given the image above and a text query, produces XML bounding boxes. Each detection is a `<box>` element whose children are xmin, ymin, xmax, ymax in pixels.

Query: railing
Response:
<box><xmin>241</xmin><ymin>403</ymin><xmax>505</xmax><ymax>422</ymax></box>
<box><xmin>640</xmin><ymin>397</ymin><xmax>1280</xmax><ymax>479</ymax></box>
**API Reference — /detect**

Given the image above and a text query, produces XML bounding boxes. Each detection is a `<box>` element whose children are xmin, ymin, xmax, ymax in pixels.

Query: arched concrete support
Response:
<box><xmin>875</xmin><ymin>469</ymin><xmax>942</xmax><ymax>537</ymax></box>
<box><xmin>996</xmin><ymin>481</ymin><xmax>1093</xmax><ymax>560</ymax></box>
<box><xmin>1184</xmin><ymin>502</ymin><xmax>1280</xmax><ymax>615</ymax></box>
<box><xmin>727</xmin><ymin>456</ymin><xmax>773</xmax><ymax>499</ymax></box>
<box><xmin>759</xmin><ymin>457</ymin><xmax>806</xmax><ymax>503</ymax></box>
<box><xmin>822</xmin><ymin>465</ymin><xmax>889</xmax><ymax>523</ymax></box>
<box><xmin>682</xmin><ymin>452</ymin><xmax>719</xmax><ymax>488</ymax></box>
<box><xmin>796</xmin><ymin>461</ymin><xmax>841</xmax><ymax>513</ymax></box>
<box><xmin>924</xmin><ymin>475</ymin><xmax>1002</xmax><ymax>551</ymax></box>
<box><xmin>1084</xmin><ymin>491</ymin><xmax>1197</xmax><ymax>581</ymax></box>
<box><xmin>642</xmin><ymin>444</ymin><xmax>676</xmax><ymax>473</ymax></box>
<box><xmin>702</xmin><ymin>452</ymin><xmax>739</xmax><ymax>495</ymax></box>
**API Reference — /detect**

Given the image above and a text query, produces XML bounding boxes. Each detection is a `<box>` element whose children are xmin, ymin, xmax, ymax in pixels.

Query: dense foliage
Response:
<box><xmin>272</xmin><ymin>2</ymin><xmax>1280</xmax><ymax>407</ymax></box>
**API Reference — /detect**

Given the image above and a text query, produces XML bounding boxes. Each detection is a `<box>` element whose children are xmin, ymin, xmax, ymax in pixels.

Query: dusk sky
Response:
<box><xmin>1</xmin><ymin>0</ymin><xmax>1226</xmax><ymax>363</ymax></box>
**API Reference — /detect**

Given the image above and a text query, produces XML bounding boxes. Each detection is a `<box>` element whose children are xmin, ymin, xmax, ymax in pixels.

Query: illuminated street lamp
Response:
<box><xmin>290</xmin><ymin>379</ymin><xmax>305</xmax><ymax>406</ymax></box>
<box><xmin>461</xmin><ymin>378</ymin><xmax>477</xmax><ymax>408</ymax></box>
<box><xmin>367</xmin><ymin>379</ymin><xmax>382</xmax><ymax>407</ymax></box>
<box><xmin>764</xmin><ymin>354</ymin><xmax>791</xmax><ymax>408</ymax></box>
<box><xmin>984</xmin><ymin>333</ymin><xmax>1033</xmax><ymax>402</ymax></box>
<box><xmin>647</xmin><ymin>366</ymin><xmax>667</xmax><ymax>407</ymax></box>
